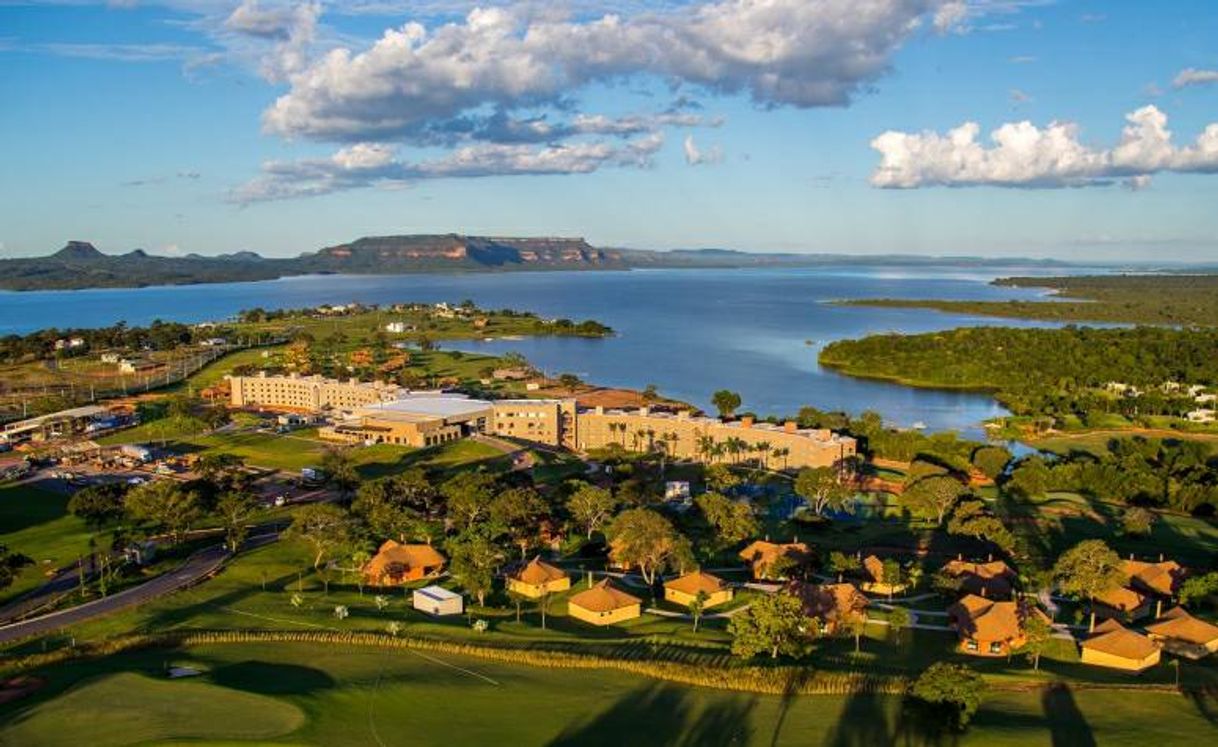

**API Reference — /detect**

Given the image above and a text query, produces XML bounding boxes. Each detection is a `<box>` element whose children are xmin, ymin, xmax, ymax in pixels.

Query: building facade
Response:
<box><xmin>228</xmin><ymin>375</ymin><xmax>854</xmax><ymax>469</ymax></box>
<box><xmin>230</xmin><ymin>373</ymin><xmax>404</xmax><ymax>412</ymax></box>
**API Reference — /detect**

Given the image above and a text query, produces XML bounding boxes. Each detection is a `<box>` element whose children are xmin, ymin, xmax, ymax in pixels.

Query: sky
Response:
<box><xmin>1</xmin><ymin>0</ymin><xmax>1216</xmax><ymax>261</ymax></box>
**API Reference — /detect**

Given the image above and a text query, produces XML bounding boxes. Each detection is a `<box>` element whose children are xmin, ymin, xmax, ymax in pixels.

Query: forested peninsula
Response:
<box><xmin>837</xmin><ymin>274</ymin><xmax>1218</xmax><ymax>327</ymax></box>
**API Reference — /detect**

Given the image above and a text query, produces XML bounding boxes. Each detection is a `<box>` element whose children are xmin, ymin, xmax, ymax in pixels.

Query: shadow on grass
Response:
<box><xmin>209</xmin><ymin>659</ymin><xmax>335</xmax><ymax>695</ymax></box>
<box><xmin>546</xmin><ymin>682</ymin><xmax>754</xmax><ymax>747</ymax></box>
<box><xmin>1041</xmin><ymin>682</ymin><xmax>1095</xmax><ymax>747</ymax></box>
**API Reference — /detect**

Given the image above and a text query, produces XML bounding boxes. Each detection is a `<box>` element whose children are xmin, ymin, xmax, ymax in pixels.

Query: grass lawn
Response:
<box><xmin>3</xmin><ymin>640</ymin><xmax>1216</xmax><ymax>746</ymax></box>
<box><xmin>0</xmin><ymin>484</ymin><xmax>92</xmax><ymax>606</ymax></box>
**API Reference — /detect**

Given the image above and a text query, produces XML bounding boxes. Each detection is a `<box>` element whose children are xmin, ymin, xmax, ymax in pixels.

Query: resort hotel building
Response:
<box><xmin>227</xmin><ymin>374</ymin><xmax>855</xmax><ymax>468</ymax></box>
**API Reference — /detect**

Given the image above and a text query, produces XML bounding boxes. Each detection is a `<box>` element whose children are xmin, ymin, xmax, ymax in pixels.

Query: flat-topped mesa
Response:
<box><xmin>307</xmin><ymin>234</ymin><xmax>623</xmax><ymax>269</ymax></box>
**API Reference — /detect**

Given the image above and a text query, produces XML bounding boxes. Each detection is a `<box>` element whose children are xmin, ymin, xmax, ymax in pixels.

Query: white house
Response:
<box><xmin>412</xmin><ymin>585</ymin><xmax>464</xmax><ymax>616</ymax></box>
<box><xmin>384</xmin><ymin>321</ymin><xmax>414</xmax><ymax>334</ymax></box>
<box><xmin>1187</xmin><ymin>409</ymin><xmax>1216</xmax><ymax>424</ymax></box>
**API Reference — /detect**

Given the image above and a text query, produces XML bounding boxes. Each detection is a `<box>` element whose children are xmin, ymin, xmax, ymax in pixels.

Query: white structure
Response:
<box><xmin>412</xmin><ymin>585</ymin><xmax>463</xmax><ymax>616</ymax></box>
<box><xmin>384</xmin><ymin>321</ymin><xmax>413</xmax><ymax>334</ymax></box>
<box><xmin>1187</xmin><ymin>409</ymin><xmax>1216</xmax><ymax>424</ymax></box>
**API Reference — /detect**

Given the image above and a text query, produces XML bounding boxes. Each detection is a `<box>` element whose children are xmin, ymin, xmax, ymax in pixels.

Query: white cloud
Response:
<box><xmin>870</xmin><ymin>105</ymin><xmax>1218</xmax><ymax>188</ymax></box>
<box><xmin>682</xmin><ymin>134</ymin><xmax>722</xmax><ymax>165</ymax></box>
<box><xmin>1173</xmin><ymin>68</ymin><xmax>1218</xmax><ymax>89</ymax></box>
<box><xmin>231</xmin><ymin>132</ymin><xmax>665</xmax><ymax>203</ymax></box>
<box><xmin>223</xmin><ymin>0</ymin><xmax>320</xmax><ymax>81</ymax></box>
<box><xmin>262</xmin><ymin>0</ymin><xmax>956</xmax><ymax>142</ymax></box>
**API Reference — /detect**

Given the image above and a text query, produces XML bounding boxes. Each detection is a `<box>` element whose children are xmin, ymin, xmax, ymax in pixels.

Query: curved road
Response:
<box><xmin>0</xmin><ymin>534</ymin><xmax>275</xmax><ymax>645</ymax></box>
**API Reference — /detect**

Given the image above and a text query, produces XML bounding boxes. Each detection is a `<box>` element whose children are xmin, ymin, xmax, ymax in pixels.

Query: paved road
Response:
<box><xmin>0</xmin><ymin>534</ymin><xmax>275</xmax><ymax>645</ymax></box>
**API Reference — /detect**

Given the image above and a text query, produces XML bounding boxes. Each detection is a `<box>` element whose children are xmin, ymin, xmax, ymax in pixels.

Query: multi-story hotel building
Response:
<box><xmin>229</xmin><ymin>373</ymin><xmax>404</xmax><ymax>412</ymax></box>
<box><xmin>229</xmin><ymin>374</ymin><xmax>853</xmax><ymax>467</ymax></box>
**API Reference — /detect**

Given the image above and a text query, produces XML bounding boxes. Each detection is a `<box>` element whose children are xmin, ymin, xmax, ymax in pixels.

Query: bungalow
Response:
<box><xmin>790</xmin><ymin>581</ymin><xmax>869</xmax><ymax>635</ymax></box>
<box><xmin>948</xmin><ymin>594</ymin><xmax>1048</xmax><ymax>657</ymax></box>
<box><xmin>664</xmin><ymin>570</ymin><xmax>733</xmax><ymax>609</ymax></box>
<box><xmin>506</xmin><ymin>556</ymin><xmax>571</xmax><ymax>599</ymax></box>
<box><xmin>119</xmin><ymin>357</ymin><xmax>161</xmax><ymax>374</ymax></box>
<box><xmin>1093</xmin><ymin>584</ymin><xmax>1153</xmax><ymax>623</ymax></box>
<box><xmin>567</xmin><ymin>580</ymin><xmax>641</xmax><ymax>626</ymax></box>
<box><xmin>1080</xmin><ymin>619</ymin><xmax>1161</xmax><ymax>672</ymax></box>
<box><xmin>1145</xmin><ymin>607</ymin><xmax>1218</xmax><ymax>659</ymax></box>
<box><xmin>941</xmin><ymin>559</ymin><xmax>1016</xmax><ymax>599</ymax></box>
<box><xmin>412</xmin><ymin>585</ymin><xmax>463</xmax><ymax>617</ymax></box>
<box><xmin>362</xmin><ymin>541</ymin><xmax>446</xmax><ymax>586</ymax></box>
<box><xmin>1123</xmin><ymin>558</ymin><xmax>1185</xmax><ymax>599</ymax></box>
<box><xmin>861</xmin><ymin>555</ymin><xmax>907</xmax><ymax>596</ymax></box>
<box><xmin>738</xmin><ymin>540</ymin><xmax>811</xmax><ymax>580</ymax></box>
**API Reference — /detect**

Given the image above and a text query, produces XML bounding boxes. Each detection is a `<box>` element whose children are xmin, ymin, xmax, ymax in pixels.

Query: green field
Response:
<box><xmin>0</xmin><ymin>484</ymin><xmax>92</xmax><ymax>606</ymax></box>
<box><xmin>3</xmin><ymin>640</ymin><xmax>1216</xmax><ymax>746</ymax></box>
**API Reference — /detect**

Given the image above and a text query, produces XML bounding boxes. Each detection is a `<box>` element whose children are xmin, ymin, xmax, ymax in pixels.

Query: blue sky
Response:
<box><xmin>1</xmin><ymin>0</ymin><xmax>1216</xmax><ymax>260</ymax></box>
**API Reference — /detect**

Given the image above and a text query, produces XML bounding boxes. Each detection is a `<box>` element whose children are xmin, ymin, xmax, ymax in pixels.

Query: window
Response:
<box><xmin>966</xmin><ymin>640</ymin><xmax>978</xmax><ymax>652</ymax></box>
<box><xmin>989</xmin><ymin>642</ymin><xmax>1003</xmax><ymax>654</ymax></box>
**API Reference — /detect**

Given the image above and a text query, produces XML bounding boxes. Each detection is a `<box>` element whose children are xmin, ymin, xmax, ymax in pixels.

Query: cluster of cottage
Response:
<box><xmin>356</xmin><ymin>535</ymin><xmax>1218</xmax><ymax>671</ymax></box>
<box><xmin>228</xmin><ymin>373</ymin><xmax>856</xmax><ymax>468</ymax></box>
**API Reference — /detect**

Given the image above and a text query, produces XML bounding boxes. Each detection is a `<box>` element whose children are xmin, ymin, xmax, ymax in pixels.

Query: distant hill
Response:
<box><xmin>0</xmin><ymin>235</ymin><xmax>1080</xmax><ymax>291</ymax></box>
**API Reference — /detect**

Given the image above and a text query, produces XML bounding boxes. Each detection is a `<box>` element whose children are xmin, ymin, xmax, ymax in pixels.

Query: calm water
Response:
<box><xmin>0</xmin><ymin>265</ymin><xmax>1081</xmax><ymax>436</ymax></box>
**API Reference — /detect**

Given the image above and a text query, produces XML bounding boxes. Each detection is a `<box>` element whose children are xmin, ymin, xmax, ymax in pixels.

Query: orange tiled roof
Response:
<box><xmin>569</xmin><ymin>580</ymin><xmax>640</xmax><ymax>613</ymax></box>
<box><xmin>790</xmin><ymin>581</ymin><xmax>868</xmax><ymax>625</ymax></box>
<box><xmin>1094</xmin><ymin>585</ymin><xmax>1149</xmax><ymax>613</ymax></box>
<box><xmin>1123</xmin><ymin>559</ymin><xmax>1184</xmax><ymax>596</ymax></box>
<box><xmin>1145</xmin><ymin>606</ymin><xmax>1218</xmax><ymax>646</ymax></box>
<box><xmin>949</xmin><ymin>594</ymin><xmax>1046</xmax><ymax>642</ymax></box>
<box><xmin>1083</xmin><ymin>619</ymin><xmax>1159</xmax><ymax>660</ymax></box>
<box><xmin>738</xmin><ymin>540</ymin><xmax>810</xmax><ymax>568</ymax></box>
<box><xmin>942</xmin><ymin>559</ymin><xmax>1014</xmax><ymax>581</ymax></box>
<box><xmin>664</xmin><ymin>570</ymin><xmax>726</xmax><ymax>596</ymax></box>
<box><xmin>863</xmin><ymin>555</ymin><xmax>884</xmax><ymax>583</ymax></box>
<box><xmin>364</xmin><ymin>540</ymin><xmax>446</xmax><ymax>577</ymax></box>
<box><xmin>513</xmin><ymin>556</ymin><xmax>568</xmax><ymax>586</ymax></box>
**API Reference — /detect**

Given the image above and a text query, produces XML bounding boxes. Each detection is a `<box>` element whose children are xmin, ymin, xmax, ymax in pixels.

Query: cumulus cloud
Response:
<box><xmin>223</xmin><ymin>0</ymin><xmax>320</xmax><ymax>81</ymax></box>
<box><xmin>262</xmin><ymin>0</ymin><xmax>957</xmax><ymax>142</ymax></box>
<box><xmin>1174</xmin><ymin>68</ymin><xmax>1218</xmax><ymax>89</ymax></box>
<box><xmin>870</xmin><ymin>106</ymin><xmax>1218</xmax><ymax>188</ymax></box>
<box><xmin>231</xmin><ymin>132</ymin><xmax>664</xmax><ymax>203</ymax></box>
<box><xmin>683</xmin><ymin>134</ymin><xmax>723</xmax><ymax>165</ymax></box>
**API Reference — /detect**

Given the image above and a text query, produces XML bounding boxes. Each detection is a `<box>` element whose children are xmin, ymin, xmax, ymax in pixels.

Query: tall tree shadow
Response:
<box><xmin>547</xmin><ymin>682</ymin><xmax>754</xmax><ymax>747</ymax></box>
<box><xmin>1041</xmin><ymin>682</ymin><xmax>1096</xmax><ymax>747</ymax></box>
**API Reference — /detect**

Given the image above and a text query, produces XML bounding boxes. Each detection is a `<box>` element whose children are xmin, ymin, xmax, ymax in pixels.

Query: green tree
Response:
<box><xmin>321</xmin><ymin>447</ymin><xmax>359</xmax><ymax>499</ymax></box>
<box><xmin>124</xmin><ymin>480</ymin><xmax>204</xmax><ymax>543</ymax></box>
<box><xmin>442</xmin><ymin>472</ymin><xmax>498</xmax><ymax>529</ymax></box>
<box><xmin>704</xmin><ymin>464</ymin><xmax>741</xmax><ymax>492</ymax></box>
<box><xmin>1179</xmin><ymin>571</ymin><xmax>1218</xmax><ymax>608</ymax></box>
<box><xmin>711</xmin><ymin>390</ymin><xmax>742</xmax><ymax>419</ymax></box>
<box><xmin>215</xmin><ymin>491</ymin><xmax>258</xmax><ymax>553</ymax></box>
<box><xmin>0</xmin><ymin>545</ymin><xmax>33</xmax><ymax>592</ymax></box>
<box><xmin>794</xmin><ymin>466</ymin><xmax>852</xmax><ymax>517</ymax></box>
<box><xmin>1120</xmin><ymin>506</ymin><xmax>1155</xmax><ymax>536</ymax></box>
<box><xmin>728</xmin><ymin>591</ymin><xmax>808</xmax><ymax>659</ymax></box>
<box><xmin>971</xmin><ymin>445</ymin><xmax>1012</xmax><ymax>480</ymax></box>
<box><xmin>826</xmin><ymin>551</ymin><xmax>860</xmax><ymax>582</ymax></box>
<box><xmin>947</xmin><ymin>499</ymin><xmax>1016</xmax><ymax>553</ymax></box>
<box><xmin>606</xmin><ymin>508</ymin><xmax>690</xmax><ymax>584</ymax></box>
<box><xmin>689</xmin><ymin>589</ymin><xmax>710</xmax><ymax>633</ymax></box>
<box><xmin>902</xmin><ymin>475</ymin><xmax>965</xmax><ymax>525</ymax></box>
<box><xmin>911</xmin><ymin>662</ymin><xmax>987</xmax><ymax>731</ymax></box>
<box><xmin>287</xmin><ymin>503</ymin><xmax>352</xmax><ymax>571</ymax></box>
<box><xmin>888</xmin><ymin>606</ymin><xmax>912</xmax><ymax>645</ymax></box>
<box><xmin>1053</xmin><ymin>539</ymin><xmax>1125</xmax><ymax>631</ymax></box>
<box><xmin>195</xmin><ymin>452</ymin><xmax>248</xmax><ymax>494</ymax></box>
<box><xmin>489</xmin><ymin>486</ymin><xmax>548</xmax><ymax>558</ymax></box>
<box><xmin>1022</xmin><ymin>613</ymin><xmax>1052</xmax><ymax>671</ymax></box>
<box><xmin>1007</xmin><ymin>457</ymin><xmax>1050</xmax><ymax>500</ymax></box>
<box><xmin>447</xmin><ymin>528</ymin><xmax>501</xmax><ymax>607</ymax></box>
<box><xmin>566</xmin><ymin>482</ymin><xmax>619</xmax><ymax>539</ymax></box>
<box><xmin>695</xmin><ymin>491</ymin><xmax>758</xmax><ymax>551</ymax></box>
<box><xmin>67</xmin><ymin>483</ymin><xmax>127</xmax><ymax>528</ymax></box>
<box><xmin>352</xmin><ymin>477</ymin><xmax>427</xmax><ymax>542</ymax></box>
<box><xmin>558</xmin><ymin>373</ymin><xmax>582</xmax><ymax>393</ymax></box>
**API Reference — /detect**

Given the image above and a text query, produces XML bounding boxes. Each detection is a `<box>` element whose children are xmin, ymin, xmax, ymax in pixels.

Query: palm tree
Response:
<box><xmin>774</xmin><ymin>447</ymin><xmax>790</xmax><ymax>471</ymax></box>
<box><xmin>755</xmin><ymin>441</ymin><xmax>772</xmax><ymax>469</ymax></box>
<box><xmin>645</xmin><ymin>429</ymin><xmax>657</xmax><ymax>451</ymax></box>
<box><xmin>696</xmin><ymin>434</ymin><xmax>714</xmax><ymax>463</ymax></box>
<box><xmin>632</xmin><ymin>428</ymin><xmax>646</xmax><ymax>451</ymax></box>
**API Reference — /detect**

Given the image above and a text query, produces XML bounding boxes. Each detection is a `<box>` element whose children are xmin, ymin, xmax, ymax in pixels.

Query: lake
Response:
<box><xmin>0</xmin><ymin>264</ymin><xmax>1079</xmax><ymax>437</ymax></box>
